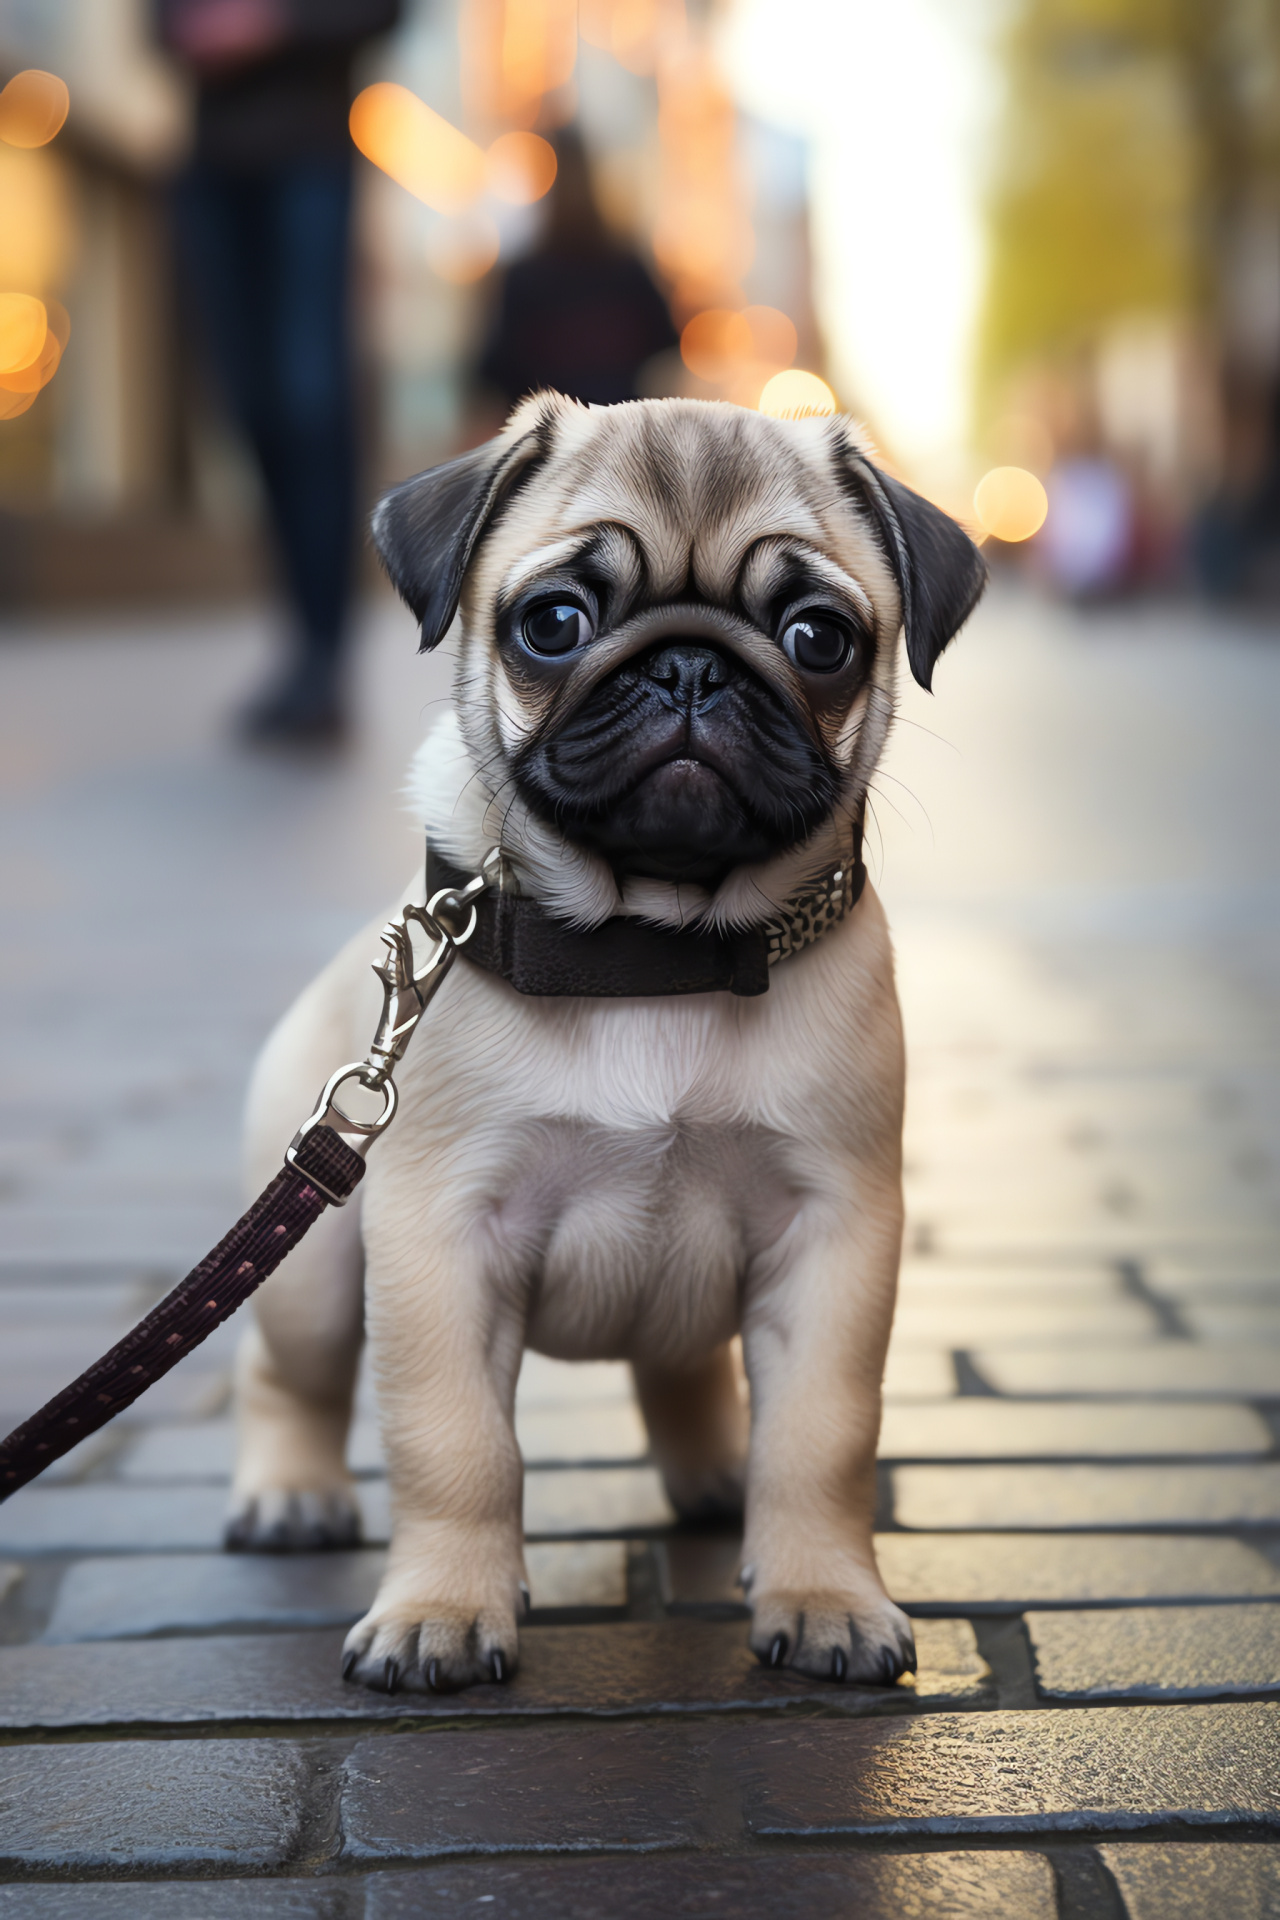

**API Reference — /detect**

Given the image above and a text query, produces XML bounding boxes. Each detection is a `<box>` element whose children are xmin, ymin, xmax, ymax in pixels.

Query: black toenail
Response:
<box><xmin>427</xmin><ymin>1657</ymin><xmax>442</xmax><ymax>1692</ymax></box>
<box><xmin>491</xmin><ymin>1651</ymin><xmax>506</xmax><ymax>1683</ymax></box>
<box><xmin>341</xmin><ymin>1649</ymin><xmax>358</xmax><ymax>1681</ymax></box>
<box><xmin>382</xmin><ymin>1656</ymin><xmax>399</xmax><ymax>1693</ymax></box>
<box><xmin>769</xmin><ymin>1633</ymin><xmax>788</xmax><ymax>1668</ymax></box>
<box><xmin>832</xmin><ymin>1647</ymin><xmax>846</xmax><ymax>1681</ymax></box>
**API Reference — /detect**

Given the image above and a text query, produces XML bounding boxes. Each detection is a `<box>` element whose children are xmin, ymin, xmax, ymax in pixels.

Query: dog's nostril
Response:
<box><xmin>643</xmin><ymin>644</ymin><xmax>731</xmax><ymax>706</ymax></box>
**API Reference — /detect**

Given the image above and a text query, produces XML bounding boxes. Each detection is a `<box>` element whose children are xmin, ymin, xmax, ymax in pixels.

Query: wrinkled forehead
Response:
<box><xmin>518</xmin><ymin>402</ymin><xmax>853</xmax><ymax>602</ymax></box>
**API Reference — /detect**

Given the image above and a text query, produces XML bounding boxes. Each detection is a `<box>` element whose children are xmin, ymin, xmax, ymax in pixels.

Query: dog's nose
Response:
<box><xmin>642</xmin><ymin>644</ymin><xmax>732</xmax><ymax>712</ymax></box>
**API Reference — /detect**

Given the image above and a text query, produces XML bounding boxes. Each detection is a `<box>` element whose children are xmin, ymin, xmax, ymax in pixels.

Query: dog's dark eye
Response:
<box><xmin>780</xmin><ymin>614</ymin><xmax>852</xmax><ymax>674</ymax></box>
<box><xmin>522</xmin><ymin>601</ymin><xmax>593</xmax><ymax>656</ymax></box>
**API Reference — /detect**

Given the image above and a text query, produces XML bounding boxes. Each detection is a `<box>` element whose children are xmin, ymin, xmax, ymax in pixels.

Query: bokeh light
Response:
<box><xmin>349</xmin><ymin>84</ymin><xmax>485</xmax><ymax>217</ymax></box>
<box><xmin>0</xmin><ymin>292</ymin><xmax>47</xmax><ymax>374</ymax></box>
<box><xmin>681</xmin><ymin>308</ymin><xmax>753</xmax><ymax>381</ymax></box>
<box><xmin>426</xmin><ymin>213</ymin><xmax>501</xmax><ymax>285</ymax></box>
<box><xmin>0</xmin><ymin>322</ymin><xmax>60</xmax><ymax>394</ymax></box>
<box><xmin>0</xmin><ymin>71</ymin><xmax>70</xmax><ymax>151</ymax></box>
<box><xmin>44</xmin><ymin>298</ymin><xmax>70</xmax><ymax>353</ymax></box>
<box><xmin>973</xmin><ymin>465</ymin><xmax>1049</xmax><ymax>542</ymax></box>
<box><xmin>461</xmin><ymin>0</ymin><xmax>578</xmax><ymax>127</ymax></box>
<box><xmin>757</xmin><ymin>369</ymin><xmax>838</xmax><ymax>419</ymax></box>
<box><xmin>486</xmin><ymin>131</ymin><xmax>558</xmax><ymax>206</ymax></box>
<box><xmin>743</xmin><ymin>305</ymin><xmax>798</xmax><ymax>369</ymax></box>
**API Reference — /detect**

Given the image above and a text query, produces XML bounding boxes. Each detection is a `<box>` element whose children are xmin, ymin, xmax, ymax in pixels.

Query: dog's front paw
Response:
<box><xmin>341</xmin><ymin>1600</ymin><xmax>520</xmax><ymax>1693</ymax></box>
<box><xmin>224</xmin><ymin>1487</ymin><xmax>361</xmax><ymax>1552</ymax></box>
<box><xmin>748</xmin><ymin>1587</ymin><xmax>916</xmax><ymax>1686</ymax></box>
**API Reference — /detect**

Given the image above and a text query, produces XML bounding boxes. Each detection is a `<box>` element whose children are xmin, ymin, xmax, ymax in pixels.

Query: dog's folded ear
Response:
<box><xmin>371</xmin><ymin>427</ymin><xmax>548</xmax><ymax>651</ymax></box>
<box><xmin>843</xmin><ymin>450</ymin><xmax>987</xmax><ymax>691</ymax></box>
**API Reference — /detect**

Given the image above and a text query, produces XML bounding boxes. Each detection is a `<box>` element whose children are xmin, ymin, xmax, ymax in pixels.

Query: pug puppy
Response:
<box><xmin>230</xmin><ymin>393</ymin><xmax>984</xmax><ymax>1692</ymax></box>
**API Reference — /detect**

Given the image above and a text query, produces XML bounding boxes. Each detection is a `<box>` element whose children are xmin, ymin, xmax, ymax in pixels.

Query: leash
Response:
<box><xmin>0</xmin><ymin>856</ymin><xmax>497</xmax><ymax>1504</ymax></box>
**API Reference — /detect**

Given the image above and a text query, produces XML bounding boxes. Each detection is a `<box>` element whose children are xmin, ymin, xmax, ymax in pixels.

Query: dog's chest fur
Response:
<box><xmin>367</xmin><ymin>898</ymin><xmax>900</xmax><ymax>1368</ymax></box>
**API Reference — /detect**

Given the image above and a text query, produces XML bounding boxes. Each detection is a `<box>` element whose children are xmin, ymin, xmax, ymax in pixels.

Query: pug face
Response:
<box><xmin>374</xmin><ymin>395</ymin><xmax>984</xmax><ymax>913</ymax></box>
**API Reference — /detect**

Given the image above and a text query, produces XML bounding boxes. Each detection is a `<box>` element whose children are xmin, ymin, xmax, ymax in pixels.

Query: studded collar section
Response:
<box><xmin>425</xmin><ymin>831</ymin><xmax>866</xmax><ymax>1000</ymax></box>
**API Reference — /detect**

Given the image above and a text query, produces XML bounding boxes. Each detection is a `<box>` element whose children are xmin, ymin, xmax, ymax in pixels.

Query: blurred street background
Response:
<box><xmin>2</xmin><ymin>2</ymin><xmax>1280</xmax><ymax>1909</ymax></box>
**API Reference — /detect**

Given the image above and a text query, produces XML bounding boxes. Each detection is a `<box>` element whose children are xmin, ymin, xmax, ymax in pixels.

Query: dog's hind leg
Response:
<box><xmin>225</xmin><ymin>1205</ymin><xmax>365</xmax><ymax>1550</ymax></box>
<box><xmin>632</xmin><ymin>1341</ymin><xmax>749</xmax><ymax>1521</ymax></box>
<box><xmin>225</xmin><ymin>946</ymin><xmax>373</xmax><ymax>1551</ymax></box>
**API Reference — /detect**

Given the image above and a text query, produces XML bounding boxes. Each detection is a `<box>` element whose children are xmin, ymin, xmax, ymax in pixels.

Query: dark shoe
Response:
<box><xmin>237</xmin><ymin>671</ymin><xmax>347</xmax><ymax>747</ymax></box>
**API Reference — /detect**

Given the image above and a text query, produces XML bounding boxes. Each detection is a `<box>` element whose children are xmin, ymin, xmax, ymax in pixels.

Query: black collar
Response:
<box><xmin>425</xmin><ymin>835</ymin><xmax>866</xmax><ymax>999</ymax></box>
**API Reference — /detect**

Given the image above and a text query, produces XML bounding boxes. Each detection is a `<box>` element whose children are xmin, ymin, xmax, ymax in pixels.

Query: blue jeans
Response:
<box><xmin>173</xmin><ymin>158</ymin><xmax>356</xmax><ymax>678</ymax></box>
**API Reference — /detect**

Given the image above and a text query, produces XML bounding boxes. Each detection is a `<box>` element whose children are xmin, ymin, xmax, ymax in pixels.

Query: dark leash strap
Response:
<box><xmin>0</xmin><ymin>1128</ymin><xmax>365</xmax><ymax>1501</ymax></box>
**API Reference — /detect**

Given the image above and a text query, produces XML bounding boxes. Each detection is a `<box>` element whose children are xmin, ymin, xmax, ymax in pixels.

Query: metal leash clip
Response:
<box><xmin>285</xmin><ymin>848</ymin><xmax>499</xmax><ymax>1203</ymax></box>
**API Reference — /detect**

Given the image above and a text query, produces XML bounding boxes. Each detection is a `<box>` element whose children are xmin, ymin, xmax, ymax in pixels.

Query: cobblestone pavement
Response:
<box><xmin>1</xmin><ymin>584</ymin><xmax>1279</xmax><ymax>1914</ymax></box>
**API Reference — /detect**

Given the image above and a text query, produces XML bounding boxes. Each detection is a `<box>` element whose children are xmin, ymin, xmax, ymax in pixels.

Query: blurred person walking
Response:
<box><xmin>478</xmin><ymin>127</ymin><xmax>677</xmax><ymax>411</ymax></box>
<box><xmin>157</xmin><ymin>0</ymin><xmax>400</xmax><ymax>744</ymax></box>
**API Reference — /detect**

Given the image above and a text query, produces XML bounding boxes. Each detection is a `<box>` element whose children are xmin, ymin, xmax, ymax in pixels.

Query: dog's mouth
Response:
<box><xmin>515</xmin><ymin>640</ymin><xmax>838</xmax><ymax>885</ymax></box>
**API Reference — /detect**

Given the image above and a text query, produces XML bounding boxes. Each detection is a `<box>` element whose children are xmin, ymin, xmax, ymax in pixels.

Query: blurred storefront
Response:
<box><xmin>0</xmin><ymin>0</ymin><xmax>828</xmax><ymax>611</ymax></box>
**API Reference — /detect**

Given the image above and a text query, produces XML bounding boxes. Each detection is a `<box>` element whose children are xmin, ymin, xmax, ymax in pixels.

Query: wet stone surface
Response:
<box><xmin>736</xmin><ymin>1704</ymin><xmax>1280</xmax><ymax>1836</ymax></box>
<box><xmin>365</xmin><ymin>1850</ymin><xmax>1058</xmax><ymax>1917</ymax></box>
<box><xmin>1027</xmin><ymin>1602</ymin><xmax>1280</xmax><ymax>1701</ymax></box>
<box><xmin>1099</xmin><ymin>1841</ymin><xmax>1280</xmax><ymax>1917</ymax></box>
<box><xmin>0</xmin><ymin>1738</ymin><xmax>308</xmax><ymax>1869</ymax></box>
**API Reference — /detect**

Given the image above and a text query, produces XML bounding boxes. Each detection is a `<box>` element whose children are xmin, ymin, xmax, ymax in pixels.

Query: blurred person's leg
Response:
<box><xmin>246</xmin><ymin>158</ymin><xmax>357</xmax><ymax>740</ymax></box>
<box><xmin>173</xmin><ymin>160</ymin><xmax>357</xmax><ymax>742</ymax></box>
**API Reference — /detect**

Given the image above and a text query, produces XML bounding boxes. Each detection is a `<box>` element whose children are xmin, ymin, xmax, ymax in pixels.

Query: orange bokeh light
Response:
<box><xmin>757</xmin><ymin>369</ymin><xmax>838</xmax><ymax>419</ymax></box>
<box><xmin>680</xmin><ymin>308</ymin><xmax>752</xmax><ymax>381</ymax></box>
<box><xmin>486</xmin><ymin>130</ymin><xmax>557</xmax><ymax>205</ymax></box>
<box><xmin>0</xmin><ymin>71</ymin><xmax>70</xmax><ymax>150</ymax></box>
<box><xmin>973</xmin><ymin>466</ymin><xmax>1049</xmax><ymax>542</ymax></box>
<box><xmin>0</xmin><ymin>385</ymin><xmax>36</xmax><ymax>420</ymax></box>
<box><xmin>0</xmin><ymin>292</ymin><xmax>47</xmax><ymax>374</ymax></box>
<box><xmin>349</xmin><ymin>84</ymin><xmax>485</xmax><ymax>216</ymax></box>
<box><xmin>0</xmin><ymin>323</ymin><xmax>60</xmax><ymax>394</ymax></box>
<box><xmin>743</xmin><ymin>306</ymin><xmax>797</xmax><ymax>370</ymax></box>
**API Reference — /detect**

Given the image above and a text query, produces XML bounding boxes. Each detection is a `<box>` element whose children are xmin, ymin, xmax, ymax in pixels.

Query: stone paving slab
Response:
<box><xmin>887</xmin><ymin>1300</ymin><xmax>1161</xmax><ymax>1347</ymax></box>
<box><xmin>340</xmin><ymin>1725</ymin><xmax>711</xmax><ymax>1857</ymax></box>
<box><xmin>736</xmin><ymin>1702</ymin><xmax>1280</xmax><ymax>1837</ymax></box>
<box><xmin>0</xmin><ymin>1738</ymin><xmax>307</xmax><ymax>1869</ymax></box>
<box><xmin>339</xmin><ymin>1704</ymin><xmax>1280</xmax><ymax>1853</ymax></box>
<box><xmin>0</xmin><ymin>1618</ymin><xmax>991</xmax><ymax>1727</ymax></box>
<box><xmin>118</xmin><ymin>1402</ymin><xmax>653</xmax><ymax>1482</ymax></box>
<box><xmin>1100</xmin><ymin>1841</ymin><xmax>1280</xmax><ymax>1917</ymax></box>
<box><xmin>365</xmin><ymin>1850</ymin><xmax>1057</xmax><ymax>1917</ymax></box>
<box><xmin>1027</xmin><ymin>1603</ymin><xmax>1280</xmax><ymax>1701</ymax></box>
<box><xmin>882</xmin><ymin>1347</ymin><xmax>958</xmax><ymax>1397</ymax></box>
<box><xmin>0</xmin><ymin>1485</ymin><xmax>233</xmax><ymax>1554</ymax></box>
<box><xmin>976</xmin><ymin>1343</ymin><xmax>1280</xmax><ymax>1397</ymax></box>
<box><xmin>876</xmin><ymin>1399</ymin><xmax>1270</xmax><ymax>1459</ymax></box>
<box><xmin>894</xmin><ymin>1463</ymin><xmax>1280</xmax><ymax>1530</ymax></box>
<box><xmin>523</xmin><ymin>1465</ymin><xmax>674</xmax><ymax>1535</ymax></box>
<box><xmin>0</xmin><ymin>1890</ymin><xmax>350</xmax><ymax>1919</ymax></box>
<box><xmin>1185</xmin><ymin>1305</ymin><xmax>1280</xmax><ymax>1342</ymax></box>
<box><xmin>42</xmin><ymin>1541</ymin><xmax>628</xmax><ymax>1642</ymax></box>
<box><xmin>663</xmin><ymin>1530</ymin><xmax>1280</xmax><ymax>1613</ymax></box>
